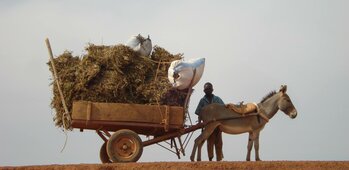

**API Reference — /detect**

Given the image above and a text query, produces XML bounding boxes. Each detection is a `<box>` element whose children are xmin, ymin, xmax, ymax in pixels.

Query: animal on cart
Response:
<box><xmin>190</xmin><ymin>85</ymin><xmax>298</xmax><ymax>161</ymax></box>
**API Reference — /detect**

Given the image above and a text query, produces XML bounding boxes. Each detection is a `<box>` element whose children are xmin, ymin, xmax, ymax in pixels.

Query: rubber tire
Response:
<box><xmin>107</xmin><ymin>129</ymin><xmax>143</xmax><ymax>162</ymax></box>
<box><xmin>100</xmin><ymin>142</ymin><xmax>112</xmax><ymax>163</ymax></box>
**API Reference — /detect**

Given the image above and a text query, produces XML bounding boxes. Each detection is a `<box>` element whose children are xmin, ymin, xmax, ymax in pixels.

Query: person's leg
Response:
<box><xmin>215</xmin><ymin>129</ymin><xmax>223</xmax><ymax>161</ymax></box>
<box><xmin>207</xmin><ymin>130</ymin><xmax>216</xmax><ymax>161</ymax></box>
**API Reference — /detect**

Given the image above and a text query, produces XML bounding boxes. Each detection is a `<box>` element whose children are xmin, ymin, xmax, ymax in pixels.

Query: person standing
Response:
<box><xmin>195</xmin><ymin>82</ymin><xmax>224</xmax><ymax>161</ymax></box>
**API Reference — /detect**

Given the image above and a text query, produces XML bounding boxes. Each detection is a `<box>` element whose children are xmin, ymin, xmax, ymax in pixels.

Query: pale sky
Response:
<box><xmin>0</xmin><ymin>0</ymin><xmax>348</xmax><ymax>166</ymax></box>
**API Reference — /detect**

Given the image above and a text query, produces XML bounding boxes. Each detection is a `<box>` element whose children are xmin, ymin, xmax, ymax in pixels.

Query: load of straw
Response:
<box><xmin>48</xmin><ymin>44</ymin><xmax>188</xmax><ymax>129</ymax></box>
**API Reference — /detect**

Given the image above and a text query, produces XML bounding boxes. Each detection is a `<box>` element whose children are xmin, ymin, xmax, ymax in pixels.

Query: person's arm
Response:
<box><xmin>216</xmin><ymin>96</ymin><xmax>225</xmax><ymax>105</ymax></box>
<box><xmin>195</xmin><ymin>99</ymin><xmax>204</xmax><ymax>116</ymax></box>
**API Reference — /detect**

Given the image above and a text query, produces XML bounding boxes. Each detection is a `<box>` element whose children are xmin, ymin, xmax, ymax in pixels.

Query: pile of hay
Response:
<box><xmin>48</xmin><ymin>44</ymin><xmax>188</xmax><ymax>129</ymax></box>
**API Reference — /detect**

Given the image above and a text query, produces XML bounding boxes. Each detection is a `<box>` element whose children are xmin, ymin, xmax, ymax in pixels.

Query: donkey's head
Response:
<box><xmin>278</xmin><ymin>85</ymin><xmax>297</xmax><ymax>119</ymax></box>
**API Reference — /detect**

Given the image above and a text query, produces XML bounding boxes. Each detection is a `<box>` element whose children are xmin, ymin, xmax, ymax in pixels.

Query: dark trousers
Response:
<box><xmin>207</xmin><ymin>128</ymin><xmax>223</xmax><ymax>161</ymax></box>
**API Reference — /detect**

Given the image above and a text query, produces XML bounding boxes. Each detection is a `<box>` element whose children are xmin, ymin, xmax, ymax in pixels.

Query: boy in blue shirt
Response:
<box><xmin>195</xmin><ymin>82</ymin><xmax>224</xmax><ymax>161</ymax></box>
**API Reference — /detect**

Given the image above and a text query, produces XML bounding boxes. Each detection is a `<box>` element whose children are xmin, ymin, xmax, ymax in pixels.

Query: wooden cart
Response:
<box><xmin>71</xmin><ymin>96</ymin><xmax>204</xmax><ymax>163</ymax></box>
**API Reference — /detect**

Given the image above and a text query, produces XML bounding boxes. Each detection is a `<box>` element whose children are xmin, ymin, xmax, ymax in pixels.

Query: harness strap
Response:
<box><xmin>254</xmin><ymin>103</ymin><xmax>269</xmax><ymax>122</ymax></box>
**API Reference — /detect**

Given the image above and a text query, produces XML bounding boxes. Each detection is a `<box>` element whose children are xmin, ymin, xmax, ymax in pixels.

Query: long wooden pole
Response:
<box><xmin>45</xmin><ymin>38</ymin><xmax>71</xmax><ymax>129</ymax></box>
<box><xmin>183</xmin><ymin>68</ymin><xmax>196</xmax><ymax>125</ymax></box>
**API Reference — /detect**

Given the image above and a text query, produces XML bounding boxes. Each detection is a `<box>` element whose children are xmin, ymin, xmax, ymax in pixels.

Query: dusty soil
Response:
<box><xmin>2</xmin><ymin>161</ymin><xmax>349</xmax><ymax>170</ymax></box>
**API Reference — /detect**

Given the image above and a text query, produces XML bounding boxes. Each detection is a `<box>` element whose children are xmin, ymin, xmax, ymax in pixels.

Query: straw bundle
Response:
<box><xmin>48</xmin><ymin>44</ymin><xmax>187</xmax><ymax>129</ymax></box>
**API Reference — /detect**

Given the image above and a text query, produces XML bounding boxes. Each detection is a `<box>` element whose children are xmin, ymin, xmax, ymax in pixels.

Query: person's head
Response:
<box><xmin>203</xmin><ymin>82</ymin><xmax>213</xmax><ymax>96</ymax></box>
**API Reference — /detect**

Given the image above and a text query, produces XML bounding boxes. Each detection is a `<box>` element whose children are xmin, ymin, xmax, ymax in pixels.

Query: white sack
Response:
<box><xmin>126</xmin><ymin>34</ymin><xmax>152</xmax><ymax>56</ymax></box>
<box><xmin>168</xmin><ymin>58</ymin><xmax>205</xmax><ymax>90</ymax></box>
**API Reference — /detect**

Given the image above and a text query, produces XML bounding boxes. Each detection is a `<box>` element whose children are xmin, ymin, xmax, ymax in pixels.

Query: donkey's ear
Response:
<box><xmin>279</xmin><ymin>85</ymin><xmax>287</xmax><ymax>93</ymax></box>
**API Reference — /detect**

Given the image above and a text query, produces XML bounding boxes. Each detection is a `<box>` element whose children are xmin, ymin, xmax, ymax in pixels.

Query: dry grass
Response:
<box><xmin>48</xmin><ymin>44</ymin><xmax>188</xmax><ymax>129</ymax></box>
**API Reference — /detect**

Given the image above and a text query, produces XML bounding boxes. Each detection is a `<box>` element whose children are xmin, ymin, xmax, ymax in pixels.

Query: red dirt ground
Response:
<box><xmin>2</xmin><ymin>161</ymin><xmax>349</xmax><ymax>170</ymax></box>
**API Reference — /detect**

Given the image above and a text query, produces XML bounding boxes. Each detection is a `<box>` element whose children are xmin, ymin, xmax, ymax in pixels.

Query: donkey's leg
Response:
<box><xmin>254</xmin><ymin>132</ymin><xmax>261</xmax><ymax>161</ymax></box>
<box><xmin>190</xmin><ymin>135</ymin><xmax>200</xmax><ymax>161</ymax></box>
<box><xmin>197</xmin><ymin>137</ymin><xmax>204</xmax><ymax>161</ymax></box>
<box><xmin>197</xmin><ymin>122</ymin><xmax>220</xmax><ymax>161</ymax></box>
<box><xmin>207</xmin><ymin>130</ymin><xmax>216</xmax><ymax>161</ymax></box>
<box><xmin>246</xmin><ymin>132</ymin><xmax>254</xmax><ymax>161</ymax></box>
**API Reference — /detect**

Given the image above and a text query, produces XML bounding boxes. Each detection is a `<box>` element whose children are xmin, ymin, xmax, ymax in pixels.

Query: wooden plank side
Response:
<box><xmin>72</xmin><ymin>101</ymin><xmax>184</xmax><ymax>126</ymax></box>
<box><xmin>71</xmin><ymin>119</ymin><xmax>182</xmax><ymax>136</ymax></box>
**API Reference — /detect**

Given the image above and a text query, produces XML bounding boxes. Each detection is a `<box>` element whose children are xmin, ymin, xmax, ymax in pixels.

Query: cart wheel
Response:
<box><xmin>100</xmin><ymin>142</ymin><xmax>112</xmax><ymax>163</ymax></box>
<box><xmin>107</xmin><ymin>129</ymin><xmax>143</xmax><ymax>162</ymax></box>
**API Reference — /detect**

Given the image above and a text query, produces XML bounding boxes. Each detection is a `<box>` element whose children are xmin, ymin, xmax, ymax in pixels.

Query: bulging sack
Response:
<box><xmin>168</xmin><ymin>58</ymin><xmax>205</xmax><ymax>90</ymax></box>
<box><xmin>126</xmin><ymin>34</ymin><xmax>152</xmax><ymax>56</ymax></box>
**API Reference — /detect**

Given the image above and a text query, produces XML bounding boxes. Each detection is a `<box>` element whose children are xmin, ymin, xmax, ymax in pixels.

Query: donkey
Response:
<box><xmin>190</xmin><ymin>85</ymin><xmax>297</xmax><ymax>161</ymax></box>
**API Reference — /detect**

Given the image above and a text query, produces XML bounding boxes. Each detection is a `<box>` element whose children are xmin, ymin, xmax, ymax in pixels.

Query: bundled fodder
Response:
<box><xmin>48</xmin><ymin>52</ymin><xmax>80</xmax><ymax>128</ymax></box>
<box><xmin>48</xmin><ymin>44</ymin><xmax>187</xmax><ymax>129</ymax></box>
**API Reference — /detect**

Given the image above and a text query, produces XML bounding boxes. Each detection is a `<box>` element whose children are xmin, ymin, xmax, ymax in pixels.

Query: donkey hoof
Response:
<box><xmin>190</xmin><ymin>156</ymin><xmax>195</xmax><ymax>162</ymax></box>
<box><xmin>256</xmin><ymin>158</ymin><xmax>262</xmax><ymax>161</ymax></box>
<box><xmin>246</xmin><ymin>158</ymin><xmax>251</xmax><ymax>161</ymax></box>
